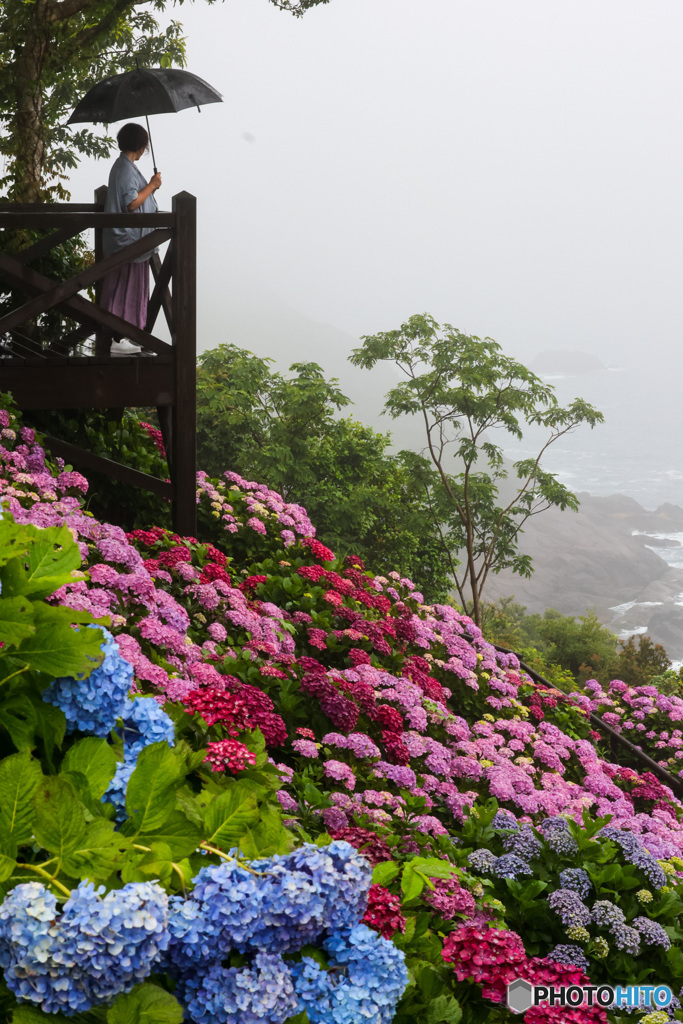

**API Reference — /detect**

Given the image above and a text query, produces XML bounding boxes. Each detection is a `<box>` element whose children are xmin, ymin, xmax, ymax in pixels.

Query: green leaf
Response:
<box><xmin>21</xmin><ymin>524</ymin><xmax>83</xmax><ymax>599</ymax></box>
<box><xmin>204</xmin><ymin>784</ymin><xmax>261</xmax><ymax>850</ymax></box>
<box><xmin>401</xmin><ymin>863</ymin><xmax>426</xmax><ymax>901</ymax></box>
<box><xmin>107</xmin><ymin>984</ymin><xmax>184</xmax><ymax>1024</ymax></box>
<box><xmin>124</xmin><ymin>743</ymin><xmax>182</xmax><ymax>834</ymax></box>
<box><xmin>0</xmin><ymin>749</ymin><xmax>42</xmax><ymax>846</ymax></box>
<box><xmin>372</xmin><ymin>861</ymin><xmax>400</xmax><ymax>886</ymax></box>
<box><xmin>12</xmin><ymin>1007</ymin><xmax>107</xmax><ymax>1024</ymax></box>
<box><xmin>0</xmin><ymin>692</ymin><xmax>38</xmax><ymax>751</ymax></box>
<box><xmin>426</xmin><ymin>994</ymin><xmax>463</xmax><ymax>1024</ymax></box>
<box><xmin>32</xmin><ymin>776</ymin><xmax>87</xmax><ymax>860</ymax></box>
<box><xmin>0</xmin><ymin>596</ymin><xmax>34</xmax><ymax>647</ymax></box>
<box><xmin>61</xmin><ymin>738</ymin><xmax>117</xmax><ymax>799</ymax></box>
<box><xmin>14</xmin><ymin>604</ymin><xmax>103</xmax><ymax>677</ymax></box>
<box><xmin>136</xmin><ymin>810</ymin><xmax>203</xmax><ymax>860</ymax></box>
<box><xmin>66</xmin><ymin>818</ymin><xmax>132</xmax><ymax>879</ymax></box>
<box><xmin>237</xmin><ymin>802</ymin><xmax>292</xmax><ymax>858</ymax></box>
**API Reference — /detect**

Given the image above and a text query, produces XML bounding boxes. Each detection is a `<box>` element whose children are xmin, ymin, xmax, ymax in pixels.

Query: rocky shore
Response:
<box><xmin>485</xmin><ymin>493</ymin><xmax>683</xmax><ymax>658</ymax></box>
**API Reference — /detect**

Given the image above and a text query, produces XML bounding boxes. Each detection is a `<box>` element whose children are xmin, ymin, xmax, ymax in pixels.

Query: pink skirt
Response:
<box><xmin>100</xmin><ymin>261</ymin><xmax>149</xmax><ymax>330</ymax></box>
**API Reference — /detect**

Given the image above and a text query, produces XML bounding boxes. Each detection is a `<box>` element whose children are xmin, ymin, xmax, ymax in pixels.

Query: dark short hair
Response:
<box><xmin>117</xmin><ymin>123</ymin><xmax>149</xmax><ymax>152</ymax></box>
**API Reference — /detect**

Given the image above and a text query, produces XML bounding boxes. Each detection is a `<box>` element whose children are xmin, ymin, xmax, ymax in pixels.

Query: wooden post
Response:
<box><xmin>170</xmin><ymin>191</ymin><xmax>197</xmax><ymax>538</ymax></box>
<box><xmin>94</xmin><ymin>185</ymin><xmax>108</xmax><ymax>357</ymax></box>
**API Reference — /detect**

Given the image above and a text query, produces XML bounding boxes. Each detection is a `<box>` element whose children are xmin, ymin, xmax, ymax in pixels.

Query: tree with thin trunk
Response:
<box><xmin>0</xmin><ymin>0</ymin><xmax>330</xmax><ymax>203</ymax></box>
<box><xmin>351</xmin><ymin>313</ymin><xmax>604</xmax><ymax>626</ymax></box>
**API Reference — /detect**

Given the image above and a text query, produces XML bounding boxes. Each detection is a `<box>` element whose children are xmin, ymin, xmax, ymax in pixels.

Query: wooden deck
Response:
<box><xmin>0</xmin><ymin>190</ymin><xmax>197</xmax><ymax>535</ymax></box>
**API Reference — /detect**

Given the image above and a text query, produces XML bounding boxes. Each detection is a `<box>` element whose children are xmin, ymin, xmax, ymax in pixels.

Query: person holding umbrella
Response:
<box><xmin>100</xmin><ymin>122</ymin><xmax>161</xmax><ymax>355</ymax></box>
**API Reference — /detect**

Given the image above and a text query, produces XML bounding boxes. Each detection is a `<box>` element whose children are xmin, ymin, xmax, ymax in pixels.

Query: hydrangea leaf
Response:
<box><xmin>372</xmin><ymin>861</ymin><xmax>400</xmax><ymax>885</ymax></box>
<box><xmin>61</xmin><ymin>737</ymin><xmax>117</xmax><ymax>799</ymax></box>
<box><xmin>0</xmin><ymin>692</ymin><xmax>38</xmax><ymax>751</ymax></box>
<box><xmin>65</xmin><ymin>818</ymin><xmax>133</xmax><ymax>879</ymax></box>
<box><xmin>135</xmin><ymin>809</ymin><xmax>203</xmax><ymax>860</ymax></box>
<box><xmin>12</xmin><ymin>1007</ymin><xmax>106</xmax><ymax>1023</ymax></box>
<box><xmin>123</xmin><ymin>742</ymin><xmax>183</xmax><ymax>834</ymax></box>
<box><xmin>13</xmin><ymin>604</ymin><xmax>104</xmax><ymax>677</ymax></box>
<box><xmin>106</xmin><ymin>984</ymin><xmax>183</xmax><ymax>1024</ymax></box>
<box><xmin>237</xmin><ymin>802</ymin><xmax>293</xmax><ymax>858</ymax></box>
<box><xmin>401</xmin><ymin>863</ymin><xmax>427</xmax><ymax>901</ymax></box>
<box><xmin>204</xmin><ymin>784</ymin><xmax>261</xmax><ymax>850</ymax></box>
<box><xmin>19</xmin><ymin>524</ymin><xmax>83</xmax><ymax>600</ymax></box>
<box><xmin>0</xmin><ymin>596</ymin><xmax>34</xmax><ymax>647</ymax></box>
<box><xmin>425</xmin><ymin>994</ymin><xmax>463</xmax><ymax>1024</ymax></box>
<box><xmin>0</xmin><ymin>749</ymin><xmax>42</xmax><ymax>846</ymax></box>
<box><xmin>32</xmin><ymin>775</ymin><xmax>87</xmax><ymax>861</ymax></box>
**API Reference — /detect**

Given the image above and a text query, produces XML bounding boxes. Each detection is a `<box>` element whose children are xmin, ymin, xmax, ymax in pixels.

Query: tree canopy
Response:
<box><xmin>0</xmin><ymin>0</ymin><xmax>330</xmax><ymax>201</ymax></box>
<box><xmin>196</xmin><ymin>343</ymin><xmax>455</xmax><ymax>600</ymax></box>
<box><xmin>351</xmin><ymin>313</ymin><xmax>604</xmax><ymax>625</ymax></box>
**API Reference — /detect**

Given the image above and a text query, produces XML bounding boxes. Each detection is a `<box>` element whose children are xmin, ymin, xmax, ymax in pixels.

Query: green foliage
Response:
<box><xmin>196</xmin><ymin>343</ymin><xmax>453</xmax><ymax>600</ymax></box>
<box><xmin>351</xmin><ymin>313</ymin><xmax>603</xmax><ymax>625</ymax></box>
<box><xmin>0</xmin><ymin>513</ymin><xmax>292</xmax><ymax>1018</ymax></box>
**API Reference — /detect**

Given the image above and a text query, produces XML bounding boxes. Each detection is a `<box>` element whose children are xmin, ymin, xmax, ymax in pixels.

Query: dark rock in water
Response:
<box><xmin>485</xmin><ymin>492</ymin><xmax>683</xmax><ymax>658</ymax></box>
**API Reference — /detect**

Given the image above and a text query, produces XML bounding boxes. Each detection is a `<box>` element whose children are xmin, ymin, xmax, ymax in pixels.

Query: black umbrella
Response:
<box><xmin>68</xmin><ymin>67</ymin><xmax>223</xmax><ymax>171</ymax></box>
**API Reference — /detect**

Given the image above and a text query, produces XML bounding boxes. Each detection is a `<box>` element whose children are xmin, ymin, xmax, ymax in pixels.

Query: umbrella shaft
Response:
<box><xmin>145</xmin><ymin>114</ymin><xmax>158</xmax><ymax>174</ymax></box>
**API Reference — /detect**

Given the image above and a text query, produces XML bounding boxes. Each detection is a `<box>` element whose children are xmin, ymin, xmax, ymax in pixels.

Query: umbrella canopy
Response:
<box><xmin>67</xmin><ymin>67</ymin><xmax>223</xmax><ymax>125</ymax></box>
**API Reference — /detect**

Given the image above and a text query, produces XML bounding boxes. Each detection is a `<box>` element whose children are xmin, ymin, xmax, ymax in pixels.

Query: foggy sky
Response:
<box><xmin>66</xmin><ymin>0</ymin><xmax>683</xmax><ymax>370</ymax></box>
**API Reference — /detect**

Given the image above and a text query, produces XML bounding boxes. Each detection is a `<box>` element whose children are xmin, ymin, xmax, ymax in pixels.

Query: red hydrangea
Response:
<box><xmin>362</xmin><ymin>885</ymin><xmax>406</xmax><ymax>938</ymax></box>
<box><xmin>204</xmin><ymin>739</ymin><xmax>256</xmax><ymax>774</ymax></box>
<box><xmin>320</xmin><ymin>693</ymin><xmax>359</xmax><ymax>733</ymax></box>
<box><xmin>138</xmin><ymin>420</ymin><xmax>167</xmax><ymax>455</ymax></box>
<box><xmin>297</xmin><ymin>565</ymin><xmax>326</xmax><ymax>583</ymax></box>
<box><xmin>349</xmin><ymin>649</ymin><xmax>371</xmax><ymax>667</ymax></box>
<box><xmin>302</xmin><ymin>537</ymin><xmax>335</xmax><ymax>562</ymax></box>
<box><xmin>328</xmin><ymin>827</ymin><xmax>392</xmax><ymax>865</ymax></box>
<box><xmin>307</xmin><ymin>628</ymin><xmax>329</xmax><ymax>650</ymax></box>
<box><xmin>204</xmin><ymin>544</ymin><xmax>228</xmax><ymax>566</ymax></box>
<box><xmin>371</xmin><ymin>704</ymin><xmax>404</xmax><ymax>733</ymax></box>
<box><xmin>300</xmin><ymin>674</ymin><xmax>336</xmax><ymax>701</ymax></box>
<box><xmin>183</xmin><ymin>688</ymin><xmax>251</xmax><ymax>736</ymax></box>
<box><xmin>127</xmin><ymin>527</ymin><xmax>167</xmax><ymax>546</ymax></box>
<box><xmin>240</xmin><ymin>574</ymin><xmax>268</xmax><ymax>591</ymax></box>
<box><xmin>200</xmin><ymin>563</ymin><xmax>232</xmax><ymax>585</ymax></box>
<box><xmin>381</xmin><ymin>731</ymin><xmax>411</xmax><ymax>766</ymax></box>
<box><xmin>442</xmin><ymin>924</ymin><xmax>526</xmax><ymax>1003</ymax></box>
<box><xmin>157</xmin><ymin>547</ymin><xmax>193</xmax><ymax>568</ymax></box>
<box><xmin>237</xmin><ymin>684</ymin><xmax>287</xmax><ymax>746</ymax></box>
<box><xmin>345</xmin><ymin>680</ymin><xmax>377</xmax><ymax>715</ymax></box>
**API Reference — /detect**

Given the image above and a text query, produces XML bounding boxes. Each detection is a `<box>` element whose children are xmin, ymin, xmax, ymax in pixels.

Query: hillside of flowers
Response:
<box><xmin>1</xmin><ymin>399</ymin><xmax>683</xmax><ymax>1024</ymax></box>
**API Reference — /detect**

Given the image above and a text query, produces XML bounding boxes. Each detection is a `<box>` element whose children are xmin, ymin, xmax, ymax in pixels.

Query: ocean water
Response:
<box><xmin>504</xmin><ymin>362</ymin><xmax>683</xmax><ymax>510</ymax></box>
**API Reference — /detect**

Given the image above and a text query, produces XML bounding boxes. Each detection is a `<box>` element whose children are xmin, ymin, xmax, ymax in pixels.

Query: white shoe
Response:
<box><xmin>110</xmin><ymin>340</ymin><xmax>155</xmax><ymax>357</ymax></box>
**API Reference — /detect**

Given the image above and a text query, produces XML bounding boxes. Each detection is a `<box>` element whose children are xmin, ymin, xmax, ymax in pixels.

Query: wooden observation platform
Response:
<box><xmin>0</xmin><ymin>188</ymin><xmax>197</xmax><ymax>535</ymax></box>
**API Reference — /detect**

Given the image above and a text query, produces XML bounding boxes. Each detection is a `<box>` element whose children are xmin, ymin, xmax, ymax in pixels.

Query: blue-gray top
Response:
<box><xmin>102</xmin><ymin>153</ymin><xmax>158</xmax><ymax>264</ymax></box>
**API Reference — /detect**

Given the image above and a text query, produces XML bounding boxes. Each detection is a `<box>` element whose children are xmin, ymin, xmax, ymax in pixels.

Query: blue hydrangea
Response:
<box><xmin>0</xmin><ymin>881</ymin><xmax>169</xmax><ymax>1014</ymax></box>
<box><xmin>548</xmin><ymin>889</ymin><xmax>591</xmax><ymax>928</ymax></box>
<box><xmin>467</xmin><ymin>849</ymin><xmax>497</xmax><ymax>874</ymax></box>
<box><xmin>502</xmin><ymin>825</ymin><xmax>541</xmax><ymax>861</ymax></box>
<box><xmin>493</xmin><ymin>854</ymin><xmax>532</xmax><ymax>879</ymax></box>
<box><xmin>176</xmin><ymin>952</ymin><xmax>299</xmax><ymax>1024</ymax></box>
<box><xmin>166</xmin><ymin>842</ymin><xmax>372</xmax><ymax>966</ymax></box>
<box><xmin>633</xmin><ymin>916</ymin><xmax>671</xmax><ymax>949</ymax></box>
<box><xmin>491</xmin><ymin>812</ymin><xmax>518</xmax><ymax>831</ymax></box>
<box><xmin>547</xmin><ymin>944</ymin><xmax>590</xmax><ymax>971</ymax></box>
<box><xmin>292</xmin><ymin>924</ymin><xmax>409</xmax><ymax>1024</ymax></box>
<box><xmin>559</xmin><ymin>868</ymin><xmax>592</xmax><ymax>899</ymax></box>
<box><xmin>102</xmin><ymin>761</ymin><xmax>136</xmax><ymax>822</ymax></box>
<box><xmin>600</xmin><ymin>826</ymin><xmax>667</xmax><ymax>890</ymax></box>
<box><xmin>43</xmin><ymin>626</ymin><xmax>131</xmax><ymax>736</ymax></box>
<box><xmin>539</xmin><ymin>816</ymin><xmax>578</xmax><ymax>856</ymax></box>
<box><xmin>118</xmin><ymin>697</ymin><xmax>175</xmax><ymax>759</ymax></box>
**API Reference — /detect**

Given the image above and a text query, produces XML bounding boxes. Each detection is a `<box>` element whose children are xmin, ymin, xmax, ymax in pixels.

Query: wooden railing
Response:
<box><xmin>0</xmin><ymin>190</ymin><xmax>197</xmax><ymax>535</ymax></box>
